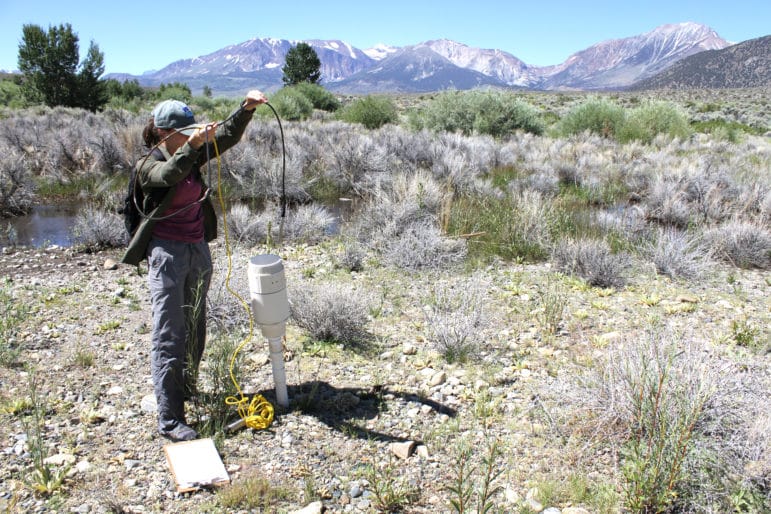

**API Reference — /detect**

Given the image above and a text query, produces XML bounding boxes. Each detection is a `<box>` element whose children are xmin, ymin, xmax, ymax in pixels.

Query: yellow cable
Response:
<box><xmin>211</xmin><ymin>136</ymin><xmax>274</xmax><ymax>430</ymax></box>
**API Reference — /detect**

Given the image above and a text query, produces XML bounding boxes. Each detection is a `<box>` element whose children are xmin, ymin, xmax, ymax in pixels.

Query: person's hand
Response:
<box><xmin>242</xmin><ymin>90</ymin><xmax>268</xmax><ymax>111</ymax></box>
<box><xmin>188</xmin><ymin>122</ymin><xmax>218</xmax><ymax>149</ymax></box>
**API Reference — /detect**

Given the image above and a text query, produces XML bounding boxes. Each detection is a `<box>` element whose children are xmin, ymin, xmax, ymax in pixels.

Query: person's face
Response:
<box><xmin>159</xmin><ymin>129</ymin><xmax>188</xmax><ymax>153</ymax></box>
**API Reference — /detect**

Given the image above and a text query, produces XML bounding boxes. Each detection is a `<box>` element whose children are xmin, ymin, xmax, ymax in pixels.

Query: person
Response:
<box><xmin>122</xmin><ymin>90</ymin><xmax>268</xmax><ymax>441</ymax></box>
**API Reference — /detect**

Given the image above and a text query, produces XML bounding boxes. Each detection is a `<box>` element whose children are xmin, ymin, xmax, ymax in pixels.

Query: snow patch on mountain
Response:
<box><xmin>364</xmin><ymin>44</ymin><xmax>399</xmax><ymax>60</ymax></box>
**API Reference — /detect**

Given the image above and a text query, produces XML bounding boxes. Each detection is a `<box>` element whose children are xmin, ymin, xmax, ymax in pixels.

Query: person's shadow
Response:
<box><xmin>255</xmin><ymin>380</ymin><xmax>457</xmax><ymax>444</ymax></box>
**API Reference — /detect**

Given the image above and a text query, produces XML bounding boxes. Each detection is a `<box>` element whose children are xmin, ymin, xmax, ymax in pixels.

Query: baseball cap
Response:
<box><xmin>152</xmin><ymin>100</ymin><xmax>200</xmax><ymax>135</ymax></box>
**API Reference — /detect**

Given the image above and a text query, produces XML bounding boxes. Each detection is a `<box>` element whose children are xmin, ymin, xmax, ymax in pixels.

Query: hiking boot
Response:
<box><xmin>160</xmin><ymin>422</ymin><xmax>198</xmax><ymax>442</ymax></box>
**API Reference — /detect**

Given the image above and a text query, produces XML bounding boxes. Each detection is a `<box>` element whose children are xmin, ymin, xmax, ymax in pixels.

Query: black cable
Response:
<box><xmin>264</xmin><ymin>101</ymin><xmax>287</xmax><ymax>219</ymax></box>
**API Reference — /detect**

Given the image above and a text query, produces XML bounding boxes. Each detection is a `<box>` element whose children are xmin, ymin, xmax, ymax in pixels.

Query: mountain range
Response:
<box><xmin>105</xmin><ymin>22</ymin><xmax>768</xmax><ymax>95</ymax></box>
<box><xmin>629</xmin><ymin>34</ymin><xmax>771</xmax><ymax>90</ymax></box>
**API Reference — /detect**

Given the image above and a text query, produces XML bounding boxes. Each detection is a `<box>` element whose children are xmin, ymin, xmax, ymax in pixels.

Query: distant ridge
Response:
<box><xmin>629</xmin><ymin>35</ymin><xmax>771</xmax><ymax>90</ymax></box>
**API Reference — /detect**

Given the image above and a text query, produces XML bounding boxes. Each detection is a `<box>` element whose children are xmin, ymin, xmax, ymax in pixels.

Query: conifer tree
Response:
<box><xmin>282</xmin><ymin>42</ymin><xmax>322</xmax><ymax>86</ymax></box>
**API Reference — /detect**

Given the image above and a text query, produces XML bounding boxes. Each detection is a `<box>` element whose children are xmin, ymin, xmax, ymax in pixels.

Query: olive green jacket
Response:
<box><xmin>121</xmin><ymin>106</ymin><xmax>254</xmax><ymax>266</ymax></box>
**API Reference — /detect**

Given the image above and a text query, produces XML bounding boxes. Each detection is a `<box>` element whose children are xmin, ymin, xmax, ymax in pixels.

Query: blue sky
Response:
<box><xmin>1</xmin><ymin>0</ymin><xmax>769</xmax><ymax>75</ymax></box>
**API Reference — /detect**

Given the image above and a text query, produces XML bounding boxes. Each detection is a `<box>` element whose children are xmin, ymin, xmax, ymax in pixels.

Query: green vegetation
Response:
<box><xmin>216</xmin><ymin>474</ymin><xmax>293</xmax><ymax>511</ymax></box>
<box><xmin>282</xmin><ymin>42</ymin><xmax>322</xmax><ymax>86</ymax></box>
<box><xmin>0</xmin><ymin>279</ymin><xmax>27</xmax><ymax>366</ymax></box>
<box><xmin>447</xmin><ymin>437</ymin><xmax>503</xmax><ymax>513</ymax></box>
<box><xmin>18</xmin><ymin>23</ymin><xmax>107</xmax><ymax>111</ymax></box>
<box><xmin>22</xmin><ymin>371</ymin><xmax>71</xmax><ymax>496</ymax></box>
<box><xmin>338</xmin><ymin>94</ymin><xmax>398</xmax><ymax>129</ymax></box>
<box><xmin>409</xmin><ymin>90</ymin><xmax>545</xmax><ymax>137</ymax></box>
<box><xmin>556</xmin><ymin>97</ymin><xmax>693</xmax><ymax>143</ymax></box>
<box><xmin>617</xmin><ymin>100</ymin><xmax>692</xmax><ymax>143</ymax></box>
<box><xmin>291</xmin><ymin>82</ymin><xmax>340</xmax><ymax>112</ymax></box>
<box><xmin>258</xmin><ymin>86</ymin><xmax>314</xmax><ymax>121</ymax></box>
<box><xmin>447</xmin><ymin>192</ymin><xmax>553</xmax><ymax>263</ymax></box>
<box><xmin>365</xmin><ymin>456</ymin><xmax>420</xmax><ymax>512</ymax></box>
<box><xmin>555</xmin><ymin>96</ymin><xmax>626</xmax><ymax>138</ymax></box>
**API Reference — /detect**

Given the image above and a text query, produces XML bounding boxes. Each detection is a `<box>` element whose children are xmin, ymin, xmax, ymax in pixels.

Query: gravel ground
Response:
<box><xmin>0</xmin><ymin>242</ymin><xmax>769</xmax><ymax>513</ymax></box>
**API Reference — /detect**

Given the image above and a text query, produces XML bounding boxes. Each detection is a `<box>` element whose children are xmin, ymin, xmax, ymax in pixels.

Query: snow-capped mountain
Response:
<box><xmin>329</xmin><ymin>44</ymin><xmax>511</xmax><ymax>94</ymax></box>
<box><xmin>106</xmin><ymin>22</ymin><xmax>735</xmax><ymax>94</ymax></box>
<box><xmin>537</xmin><ymin>22</ymin><xmax>730</xmax><ymax>89</ymax></box>
<box><xmin>143</xmin><ymin>37</ymin><xmax>375</xmax><ymax>88</ymax></box>
<box><xmin>421</xmin><ymin>39</ymin><xmax>536</xmax><ymax>86</ymax></box>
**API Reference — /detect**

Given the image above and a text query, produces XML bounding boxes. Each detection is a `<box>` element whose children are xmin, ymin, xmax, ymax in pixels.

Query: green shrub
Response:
<box><xmin>410</xmin><ymin>90</ymin><xmax>544</xmax><ymax>137</ymax></box>
<box><xmin>618</xmin><ymin>100</ymin><xmax>692</xmax><ymax>144</ymax></box>
<box><xmin>0</xmin><ymin>79</ymin><xmax>26</xmax><ymax>108</ymax></box>
<box><xmin>615</xmin><ymin>331</ymin><xmax>712</xmax><ymax>512</ymax></box>
<box><xmin>258</xmin><ymin>87</ymin><xmax>313</xmax><ymax>121</ymax></box>
<box><xmin>338</xmin><ymin>95</ymin><xmax>397</xmax><ymax>129</ymax></box>
<box><xmin>471</xmin><ymin>91</ymin><xmax>544</xmax><ymax>137</ymax></box>
<box><xmin>691</xmin><ymin>119</ymin><xmax>764</xmax><ymax>141</ymax></box>
<box><xmin>291</xmin><ymin>82</ymin><xmax>340</xmax><ymax>112</ymax></box>
<box><xmin>155</xmin><ymin>82</ymin><xmax>192</xmax><ymax>103</ymax></box>
<box><xmin>556</xmin><ymin>97</ymin><xmax>626</xmax><ymax>138</ymax></box>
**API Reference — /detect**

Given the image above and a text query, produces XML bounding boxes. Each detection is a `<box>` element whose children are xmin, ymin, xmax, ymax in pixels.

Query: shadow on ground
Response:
<box><xmin>254</xmin><ymin>380</ymin><xmax>457</xmax><ymax>444</ymax></box>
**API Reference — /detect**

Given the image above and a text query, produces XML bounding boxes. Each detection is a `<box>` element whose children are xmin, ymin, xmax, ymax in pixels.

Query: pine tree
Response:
<box><xmin>17</xmin><ymin>23</ymin><xmax>107</xmax><ymax>111</ymax></box>
<box><xmin>282</xmin><ymin>42</ymin><xmax>322</xmax><ymax>86</ymax></box>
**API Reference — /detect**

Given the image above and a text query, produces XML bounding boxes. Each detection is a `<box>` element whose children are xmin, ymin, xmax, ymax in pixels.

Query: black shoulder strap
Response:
<box><xmin>150</xmin><ymin>147</ymin><xmax>166</xmax><ymax>162</ymax></box>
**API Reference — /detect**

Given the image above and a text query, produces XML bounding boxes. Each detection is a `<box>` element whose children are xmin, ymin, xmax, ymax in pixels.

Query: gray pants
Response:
<box><xmin>147</xmin><ymin>238</ymin><xmax>211</xmax><ymax>432</ymax></box>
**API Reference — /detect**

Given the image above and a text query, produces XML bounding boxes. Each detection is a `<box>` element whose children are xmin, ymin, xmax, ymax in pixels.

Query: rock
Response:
<box><xmin>140</xmin><ymin>394</ymin><xmax>157</xmax><ymax>414</ymax></box>
<box><xmin>543</xmin><ymin>508</ymin><xmax>561</xmax><ymax>514</ymax></box>
<box><xmin>402</xmin><ymin>343</ymin><xmax>417</xmax><ymax>355</ymax></box>
<box><xmin>289</xmin><ymin>500</ymin><xmax>325</xmax><ymax>514</ymax></box>
<box><xmin>525</xmin><ymin>497</ymin><xmax>544</xmax><ymax>512</ymax></box>
<box><xmin>349</xmin><ymin>482</ymin><xmax>363</xmax><ymax>498</ymax></box>
<box><xmin>43</xmin><ymin>453</ymin><xmax>76</xmax><ymax>466</ymax></box>
<box><xmin>429</xmin><ymin>371</ymin><xmax>447</xmax><ymax>386</ymax></box>
<box><xmin>504</xmin><ymin>485</ymin><xmax>522</xmax><ymax>504</ymax></box>
<box><xmin>74</xmin><ymin>460</ymin><xmax>92</xmax><ymax>474</ymax></box>
<box><xmin>563</xmin><ymin>508</ymin><xmax>592</xmax><ymax>514</ymax></box>
<box><xmin>103</xmin><ymin>258</ymin><xmax>118</xmax><ymax>270</ymax></box>
<box><xmin>250</xmin><ymin>353</ymin><xmax>271</xmax><ymax>366</ymax></box>
<box><xmin>390</xmin><ymin>440</ymin><xmax>416</xmax><ymax>459</ymax></box>
<box><xmin>415</xmin><ymin>444</ymin><xmax>429</xmax><ymax>459</ymax></box>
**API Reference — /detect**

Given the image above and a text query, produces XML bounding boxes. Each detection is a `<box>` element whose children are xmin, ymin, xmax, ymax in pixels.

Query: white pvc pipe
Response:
<box><xmin>267</xmin><ymin>336</ymin><xmax>288</xmax><ymax>407</ymax></box>
<box><xmin>248</xmin><ymin>255</ymin><xmax>290</xmax><ymax>407</ymax></box>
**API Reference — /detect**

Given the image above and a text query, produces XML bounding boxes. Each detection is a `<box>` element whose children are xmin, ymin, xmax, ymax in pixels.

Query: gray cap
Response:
<box><xmin>152</xmin><ymin>100</ymin><xmax>199</xmax><ymax>135</ymax></box>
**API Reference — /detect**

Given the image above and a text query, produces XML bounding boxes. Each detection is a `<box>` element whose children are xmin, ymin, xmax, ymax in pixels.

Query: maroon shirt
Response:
<box><xmin>152</xmin><ymin>171</ymin><xmax>205</xmax><ymax>242</ymax></box>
